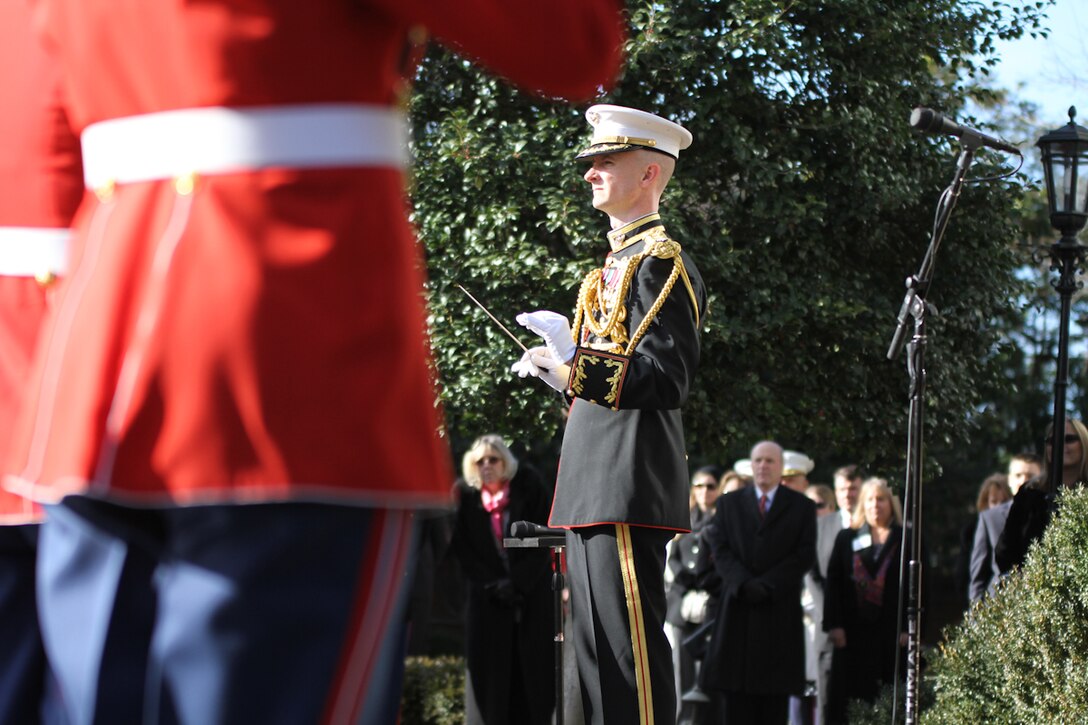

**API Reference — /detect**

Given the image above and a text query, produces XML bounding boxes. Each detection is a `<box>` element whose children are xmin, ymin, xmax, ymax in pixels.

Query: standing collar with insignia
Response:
<box><xmin>607</xmin><ymin>213</ymin><xmax>665</xmax><ymax>252</ymax></box>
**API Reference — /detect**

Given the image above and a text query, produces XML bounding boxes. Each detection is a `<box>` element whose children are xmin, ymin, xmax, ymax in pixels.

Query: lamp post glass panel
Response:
<box><xmin>1038</xmin><ymin>107</ymin><xmax>1088</xmax><ymax>492</ymax></box>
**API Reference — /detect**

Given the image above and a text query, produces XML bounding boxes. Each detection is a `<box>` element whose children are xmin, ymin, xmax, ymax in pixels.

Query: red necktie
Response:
<box><xmin>759</xmin><ymin>493</ymin><xmax>768</xmax><ymax>518</ymax></box>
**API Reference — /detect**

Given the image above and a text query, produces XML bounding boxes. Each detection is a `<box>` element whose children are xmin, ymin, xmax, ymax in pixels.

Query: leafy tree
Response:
<box><xmin>410</xmin><ymin>0</ymin><xmax>1050</xmax><ymax>483</ymax></box>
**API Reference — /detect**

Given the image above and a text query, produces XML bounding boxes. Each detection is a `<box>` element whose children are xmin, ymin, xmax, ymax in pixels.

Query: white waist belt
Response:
<box><xmin>81</xmin><ymin>104</ymin><xmax>409</xmax><ymax>189</ymax></box>
<box><xmin>0</xmin><ymin>227</ymin><xmax>69</xmax><ymax>277</ymax></box>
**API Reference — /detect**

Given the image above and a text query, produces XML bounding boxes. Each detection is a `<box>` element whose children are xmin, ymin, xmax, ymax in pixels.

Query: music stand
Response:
<box><xmin>505</xmin><ymin>523</ymin><xmax>568</xmax><ymax>725</ymax></box>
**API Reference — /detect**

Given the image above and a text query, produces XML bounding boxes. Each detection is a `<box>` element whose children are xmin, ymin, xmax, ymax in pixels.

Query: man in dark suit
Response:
<box><xmin>512</xmin><ymin>105</ymin><xmax>707</xmax><ymax>725</ymax></box>
<box><xmin>702</xmin><ymin>440</ymin><xmax>816</xmax><ymax>724</ymax></box>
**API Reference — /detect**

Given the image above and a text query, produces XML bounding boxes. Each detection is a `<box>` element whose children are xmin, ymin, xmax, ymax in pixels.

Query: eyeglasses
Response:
<box><xmin>692</xmin><ymin>483</ymin><xmax>716</xmax><ymax>490</ymax></box>
<box><xmin>814</xmin><ymin>502</ymin><xmax>827</xmax><ymax>510</ymax></box>
<box><xmin>475</xmin><ymin>456</ymin><xmax>500</xmax><ymax>466</ymax></box>
<box><xmin>1047</xmin><ymin>434</ymin><xmax>1081</xmax><ymax>446</ymax></box>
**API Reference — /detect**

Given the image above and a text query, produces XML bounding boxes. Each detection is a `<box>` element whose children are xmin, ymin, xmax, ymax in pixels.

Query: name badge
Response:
<box><xmin>852</xmin><ymin>533</ymin><xmax>871</xmax><ymax>551</ymax></box>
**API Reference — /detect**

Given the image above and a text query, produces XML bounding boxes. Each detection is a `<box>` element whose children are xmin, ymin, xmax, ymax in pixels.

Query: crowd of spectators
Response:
<box><xmin>413</xmin><ymin>432</ymin><xmax>1061</xmax><ymax>725</ymax></box>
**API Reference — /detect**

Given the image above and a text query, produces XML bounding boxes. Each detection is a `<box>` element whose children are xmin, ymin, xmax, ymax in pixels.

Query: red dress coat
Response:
<box><xmin>0</xmin><ymin>0</ymin><xmax>83</xmax><ymax>523</ymax></box>
<box><xmin>5</xmin><ymin>1</ymin><xmax>624</xmax><ymax>507</ymax></box>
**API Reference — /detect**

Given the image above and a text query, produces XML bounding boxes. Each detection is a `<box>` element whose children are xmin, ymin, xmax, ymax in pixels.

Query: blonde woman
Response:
<box><xmin>823</xmin><ymin>478</ymin><xmax>908</xmax><ymax>722</ymax></box>
<box><xmin>450</xmin><ymin>435</ymin><xmax>555</xmax><ymax>725</ymax></box>
<box><xmin>997</xmin><ymin>418</ymin><xmax>1088</xmax><ymax>573</ymax></box>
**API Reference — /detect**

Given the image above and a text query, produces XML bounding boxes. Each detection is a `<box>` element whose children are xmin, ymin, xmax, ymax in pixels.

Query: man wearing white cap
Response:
<box><xmin>782</xmin><ymin>449</ymin><xmax>839</xmax><ymax>725</ymax></box>
<box><xmin>782</xmin><ymin>450</ymin><xmax>815</xmax><ymax>493</ymax></box>
<box><xmin>513</xmin><ymin>105</ymin><xmax>707</xmax><ymax>724</ymax></box>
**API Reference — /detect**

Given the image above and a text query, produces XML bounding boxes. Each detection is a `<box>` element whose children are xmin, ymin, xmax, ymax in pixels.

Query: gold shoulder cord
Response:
<box><xmin>571</xmin><ymin>235</ymin><xmax>700</xmax><ymax>357</ymax></box>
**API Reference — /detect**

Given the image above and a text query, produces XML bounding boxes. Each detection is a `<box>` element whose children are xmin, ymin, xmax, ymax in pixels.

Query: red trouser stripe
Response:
<box><xmin>322</xmin><ymin>509</ymin><xmax>413</xmax><ymax>725</ymax></box>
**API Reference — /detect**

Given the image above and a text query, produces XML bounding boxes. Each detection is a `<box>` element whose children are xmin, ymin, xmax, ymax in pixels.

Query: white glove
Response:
<box><xmin>510</xmin><ymin>345</ymin><xmax>570</xmax><ymax>393</ymax></box>
<box><xmin>511</xmin><ymin>349</ymin><xmax>541</xmax><ymax>379</ymax></box>
<box><xmin>516</xmin><ymin>311</ymin><xmax>576</xmax><ymax>364</ymax></box>
<box><xmin>681</xmin><ymin>590</ymin><xmax>710</xmax><ymax>624</ymax></box>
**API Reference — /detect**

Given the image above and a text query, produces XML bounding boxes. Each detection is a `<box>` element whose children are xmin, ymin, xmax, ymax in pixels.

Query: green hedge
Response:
<box><xmin>922</xmin><ymin>487</ymin><xmax>1088</xmax><ymax>723</ymax></box>
<box><xmin>400</xmin><ymin>656</ymin><xmax>466</xmax><ymax>725</ymax></box>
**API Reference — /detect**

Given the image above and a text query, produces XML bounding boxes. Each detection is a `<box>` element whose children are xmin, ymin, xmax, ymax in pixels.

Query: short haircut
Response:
<box><xmin>461</xmin><ymin>434</ymin><xmax>519</xmax><ymax>489</ymax></box>
<box><xmin>834</xmin><ymin>464</ymin><xmax>863</xmax><ymax>482</ymax></box>
<box><xmin>1010</xmin><ymin>452</ymin><xmax>1042</xmax><ymax>467</ymax></box>
<box><xmin>693</xmin><ymin>465</ymin><xmax>724</xmax><ymax>483</ymax></box>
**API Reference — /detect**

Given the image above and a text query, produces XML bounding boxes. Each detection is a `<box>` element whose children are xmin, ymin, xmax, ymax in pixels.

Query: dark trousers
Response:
<box><xmin>565</xmin><ymin>524</ymin><xmax>674</xmax><ymax>725</ymax></box>
<box><xmin>722</xmin><ymin>691</ymin><xmax>789</xmax><ymax>724</ymax></box>
<box><xmin>0</xmin><ymin>525</ymin><xmax>48</xmax><ymax>723</ymax></box>
<box><xmin>37</xmin><ymin>497</ymin><xmax>417</xmax><ymax>725</ymax></box>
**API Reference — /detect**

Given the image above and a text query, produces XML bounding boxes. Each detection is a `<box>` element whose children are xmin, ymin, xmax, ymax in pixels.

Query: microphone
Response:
<box><xmin>910</xmin><ymin>107</ymin><xmax>1021</xmax><ymax>155</ymax></box>
<box><xmin>509</xmin><ymin>520</ymin><xmax>567</xmax><ymax>538</ymax></box>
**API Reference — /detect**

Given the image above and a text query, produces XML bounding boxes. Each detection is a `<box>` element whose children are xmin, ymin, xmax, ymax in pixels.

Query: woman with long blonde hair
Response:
<box><xmin>823</xmin><ymin>478</ymin><xmax>907</xmax><ymax>722</ymax></box>
<box><xmin>997</xmin><ymin>418</ymin><xmax>1088</xmax><ymax>573</ymax></box>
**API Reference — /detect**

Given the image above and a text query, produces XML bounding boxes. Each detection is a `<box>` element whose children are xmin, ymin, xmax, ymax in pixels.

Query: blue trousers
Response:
<box><xmin>0</xmin><ymin>525</ymin><xmax>48</xmax><ymax>723</ymax></box>
<box><xmin>37</xmin><ymin>498</ymin><xmax>417</xmax><ymax>725</ymax></box>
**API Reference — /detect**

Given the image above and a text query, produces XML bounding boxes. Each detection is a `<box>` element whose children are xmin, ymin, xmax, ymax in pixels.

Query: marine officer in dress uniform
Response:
<box><xmin>3</xmin><ymin>3</ymin><xmax>626</xmax><ymax>723</ymax></box>
<box><xmin>0</xmin><ymin>2</ymin><xmax>83</xmax><ymax>721</ymax></box>
<box><xmin>513</xmin><ymin>105</ymin><xmax>707</xmax><ymax>725</ymax></box>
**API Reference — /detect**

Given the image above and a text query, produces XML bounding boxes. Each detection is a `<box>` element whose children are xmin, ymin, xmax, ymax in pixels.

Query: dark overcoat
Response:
<box><xmin>995</xmin><ymin>483</ymin><xmax>1054</xmax><ymax>573</ymax></box>
<box><xmin>549</xmin><ymin>221</ymin><xmax>707</xmax><ymax>531</ymax></box>
<box><xmin>823</xmin><ymin>524</ymin><xmax>905</xmax><ymax>713</ymax></box>
<box><xmin>666</xmin><ymin>509</ymin><xmax>713</xmax><ymax>627</ymax></box>
<box><xmin>450</xmin><ymin>466</ymin><xmax>555</xmax><ymax>725</ymax></box>
<box><xmin>701</xmin><ymin>485</ymin><xmax>816</xmax><ymax>695</ymax></box>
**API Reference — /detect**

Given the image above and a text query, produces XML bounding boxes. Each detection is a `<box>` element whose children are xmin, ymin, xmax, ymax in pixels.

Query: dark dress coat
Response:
<box><xmin>995</xmin><ymin>483</ymin><xmax>1054</xmax><ymax>574</ymax></box>
<box><xmin>823</xmin><ymin>524</ymin><xmax>905</xmax><ymax>718</ymax></box>
<box><xmin>450</xmin><ymin>466</ymin><xmax>555</xmax><ymax>725</ymax></box>
<box><xmin>701</xmin><ymin>485</ymin><xmax>817</xmax><ymax>695</ymax></box>
<box><xmin>666</xmin><ymin>507</ymin><xmax>714</xmax><ymax>628</ymax></box>
<box><xmin>549</xmin><ymin>218</ymin><xmax>707</xmax><ymax>531</ymax></box>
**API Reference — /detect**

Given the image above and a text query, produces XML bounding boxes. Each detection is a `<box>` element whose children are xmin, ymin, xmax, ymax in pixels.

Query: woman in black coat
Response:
<box><xmin>823</xmin><ymin>478</ymin><xmax>906</xmax><ymax>724</ymax></box>
<box><xmin>997</xmin><ymin>419</ymin><xmax>1088</xmax><ymax>574</ymax></box>
<box><xmin>450</xmin><ymin>434</ymin><xmax>554</xmax><ymax>725</ymax></box>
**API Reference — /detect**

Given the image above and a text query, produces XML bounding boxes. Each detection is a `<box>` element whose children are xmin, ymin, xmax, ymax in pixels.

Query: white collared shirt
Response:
<box><xmin>755</xmin><ymin>483</ymin><xmax>780</xmax><ymax>511</ymax></box>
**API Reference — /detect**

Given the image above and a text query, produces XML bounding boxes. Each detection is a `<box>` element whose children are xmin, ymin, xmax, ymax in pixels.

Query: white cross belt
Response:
<box><xmin>81</xmin><ymin>104</ymin><xmax>409</xmax><ymax>189</ymax></box>
<box><xmin>0</xmin><ymin>227</ymin><xmax>69</xmax><ymax>277</ymax></box>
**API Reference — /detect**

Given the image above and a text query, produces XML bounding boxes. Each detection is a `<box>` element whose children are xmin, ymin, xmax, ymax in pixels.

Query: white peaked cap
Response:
<box><xmin>733</xmin><ymin>459</ymin><xmax>753</xmax><ymax>478</ymax></box>
<box><xmin>575</xmin><ymin>104</ymin><xmax>693</xmax><ymax>160</ymax></box>
<box><xmin>782</xmin><ymin>450</ymin><xmax>816</xmax><ymax>477</ymax></box>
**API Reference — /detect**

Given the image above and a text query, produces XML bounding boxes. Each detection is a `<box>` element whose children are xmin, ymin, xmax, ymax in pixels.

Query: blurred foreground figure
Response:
<box><xmin>5</xmin><ymin>2</ymin><xmax>624</xmax><ymax>723</ymax></box>
<box><xmin>0</xmin><ymin>1</ymin><xmax>83</xmax><ymax>721</ymax></box>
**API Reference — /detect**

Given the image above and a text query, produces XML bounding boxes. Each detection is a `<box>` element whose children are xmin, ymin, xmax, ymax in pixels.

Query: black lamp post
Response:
<box><xmin>1037</xmin><ymin>107</ymin><xmax>1088</xmax><ymax>493</ymax></box>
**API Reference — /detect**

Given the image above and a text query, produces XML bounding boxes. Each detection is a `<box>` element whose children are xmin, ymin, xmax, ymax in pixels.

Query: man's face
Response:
<box><xmin>1007</xmin><ymin>459</ymin><xmax>1041</xmax><ymax>495</ymax></box>
<box><xmin>782</xmin><ymin>474</ymin><xmax>808</xmax><ymax>493</ymax></box>
<box><xmin>583</xmin><ymin>151</ymin><xmax>648</xmax><ymax>217</ymax></box>
<box><xmin>835</xmin><ymin>475</ymin><xmax>860</xmax><ymax>514</ymax></box>
<box><xmin>750</xmin><ymin>443</ymin><xmax>783</xmax><ymax>491</ymax></box>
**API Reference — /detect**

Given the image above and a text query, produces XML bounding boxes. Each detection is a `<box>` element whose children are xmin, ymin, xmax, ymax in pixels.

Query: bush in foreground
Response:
<box><xmin>400</xmin><ymin>656</ymin><xmax>465</xmax><ymax>725</ymax></box>
<box><xmin>922</xmin><ymin>486</ymin><xmax>1088</xmax><ymax>723</ymax></box>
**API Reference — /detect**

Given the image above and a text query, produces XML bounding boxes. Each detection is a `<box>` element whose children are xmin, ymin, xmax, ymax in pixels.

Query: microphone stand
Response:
<box><xmin>887</xmin><ymin>138</ymin><xmax>980</xmax><ymax>725</ymax></box>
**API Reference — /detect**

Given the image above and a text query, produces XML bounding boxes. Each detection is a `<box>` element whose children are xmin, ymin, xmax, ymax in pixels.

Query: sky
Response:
<box><xmin>990</xmin><ymin>0</ymin><xmax>1086</xmax><ymax>128</ymax></box>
